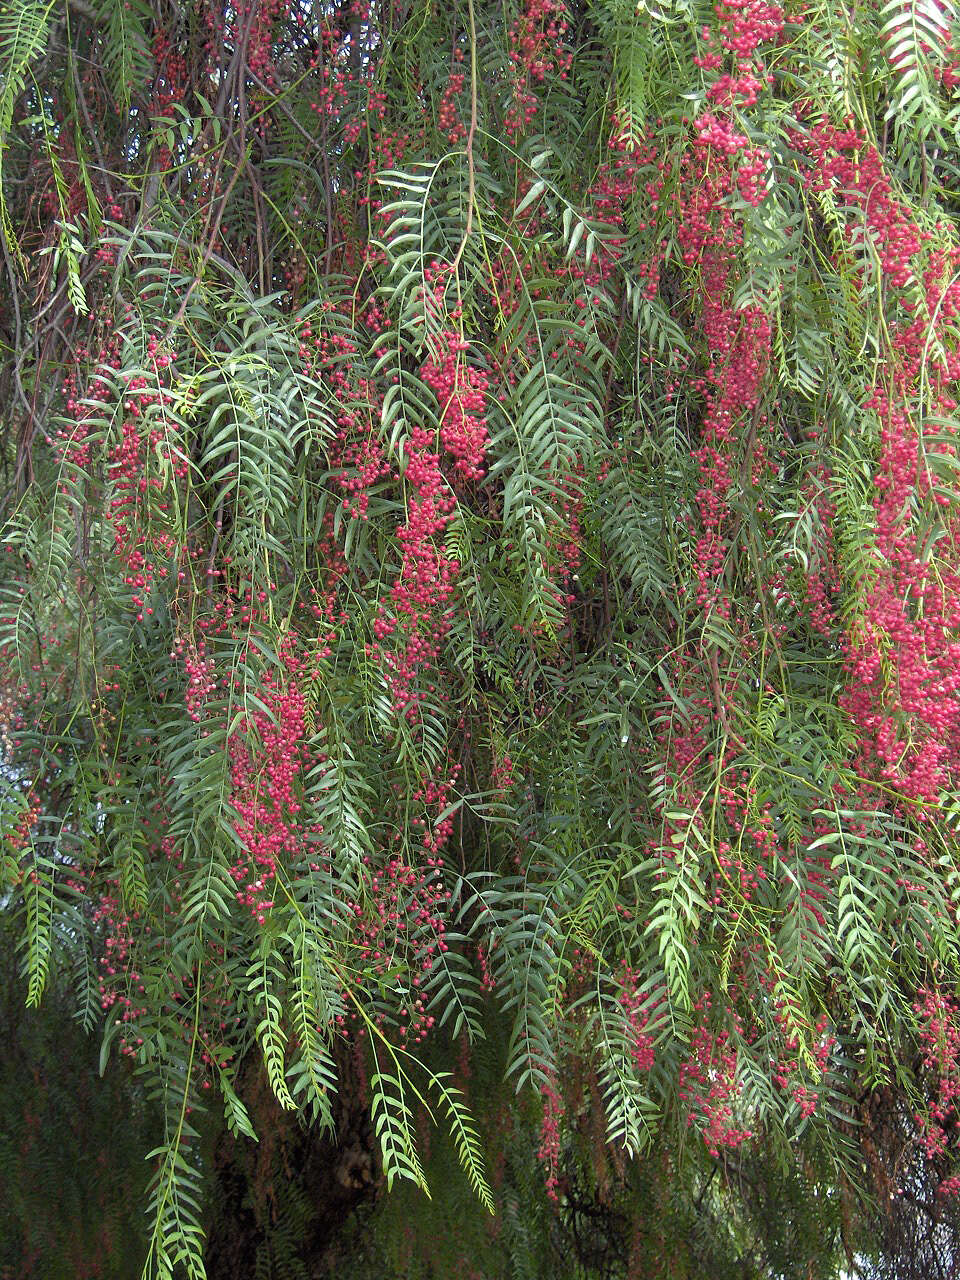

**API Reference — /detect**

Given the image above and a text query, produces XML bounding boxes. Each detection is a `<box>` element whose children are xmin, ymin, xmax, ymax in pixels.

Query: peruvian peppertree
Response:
<box><xmin>3</xmin><ymin>0</ymin><xmax>960</xmax><ymax>1273</ymax></box>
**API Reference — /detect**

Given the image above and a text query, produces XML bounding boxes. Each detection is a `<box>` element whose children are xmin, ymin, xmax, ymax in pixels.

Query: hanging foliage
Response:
<box><xmin>3</xmin><ymin>0</ymin><xmax>960</xmax><ymax>1272</ymax></box>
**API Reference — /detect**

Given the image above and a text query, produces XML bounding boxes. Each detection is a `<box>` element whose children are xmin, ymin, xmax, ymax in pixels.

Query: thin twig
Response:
<box><xmin>449</xmin><ymin>0</ymin><xmax>478</xmax><ymax>278</ymax></box>
<box><xmin>71</xmin><ymin>50</ymin><xmax>114</xmax><ymax>202</ymax></box>
<box><xmin>246</xmin><ymin>69</ymin><xmax>322</xmax><ymax>152</ymax></box>
<box><xmin>163</xmin><ymin>154</ymin><xmax>247</xmax><ymax>341</ymax></box>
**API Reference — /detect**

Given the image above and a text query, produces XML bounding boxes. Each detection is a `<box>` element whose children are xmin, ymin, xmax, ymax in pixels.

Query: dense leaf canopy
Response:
<box><xmin>4</xmin><ymin>0</ymin><xmax>960</xmax><ymax>1274</ymax></box>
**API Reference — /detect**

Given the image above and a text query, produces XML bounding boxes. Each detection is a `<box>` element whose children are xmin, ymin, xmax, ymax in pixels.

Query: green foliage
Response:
<box><xmin>0</xmin><ymin>0</ymin><xmax>53</xmax><ymax>264</ymax></box>
<box><xmin>4</xmin><ymin>0</ymin><xmax>960</xmax><ymax>1274</ymax></box>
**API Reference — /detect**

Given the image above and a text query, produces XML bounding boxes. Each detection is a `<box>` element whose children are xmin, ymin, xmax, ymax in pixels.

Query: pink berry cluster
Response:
<box><xmin>172</xmin><ymin>636</ymin><xmax>218</xmax><ymax>723</ymax></box>
<box><xmin>794</xmin><ymin>121</ymin><xmax>960</xmax><ymax>802</ymax></box>
<box><xmin>677</xmin><ymin>992</ymin><xmax>753</xmax><ymax>1157</ymax></box>
<box><xmin>915</xmin><ymin>988</ymin><xmax>960</xmax><ymax>1167</ymax></box>
<box><xmin>536</xmin><ymin>1072</ymin><xmax>565</xmax><ymax>1201</ymax></box>
<box><xmin>346</xmin><ymin>853</ymin><xmax>451</xmax><ymax>1046</ymax></box>
<box><xmin>691</xmin><ymin>0</ymin><xmax>784</xmax><ymax>205</ymax></box>
<box><xmin>228</xmin><ymin>636</ymin><xmax>316</xmax><ymax>923</ymax></box>
<box><xmin>618</xmin><ymin>965</ymin><xmax>656</xmax><ymax>1074</ymax></box>
<box><xmin>420</xmin><ymin>333</ymin><xmax>490</xmax><ymax>483</ymax></box>
<box><xmin>370</xmin><ymin>319</ymin><xmax>489</xmax><ymax>724</ymax></box>
<box><xmin>504</xmin><ymin>0</ymin><xmax>571</xmax><ymax>138</ymax></box>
